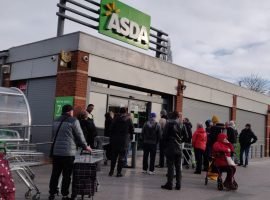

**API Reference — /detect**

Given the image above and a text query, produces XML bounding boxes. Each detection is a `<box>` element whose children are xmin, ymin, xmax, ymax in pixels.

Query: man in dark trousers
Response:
<box><xmin>161</xmin><ymin>111</ymin><xmax>188</xmax><ymax>190</ymax></box>
<box><xmin>141</xmin><ymin>112</ymin><xmax>161</xmax><ymax>175</ymax></box>
<box><xmin>108</xmin><ymin>107</ymin><xmax>134</xmax><ymax>177</ymax></box>
<box><xmin>238</xmin><ymin>123</ymin><xmax>257</xmax><ymax>167</ymax></box>
<box><xmin>49</xmin><ymin>105</ymin><xmax>91</xmax><ymax>200</ymax></box>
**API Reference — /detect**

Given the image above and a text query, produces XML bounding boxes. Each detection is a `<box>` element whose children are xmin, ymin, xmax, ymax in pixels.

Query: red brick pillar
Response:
<box><xmin>176</xmin><ymin>80</ymin><xmax>184</xmax><ymax>120</ymax></box>
<box><xmin>55</xmin><ymin>51</ymin><xmax>89</xmax><ymax>116</ymax></box>
<box><xmin>230</xmin><ymin>95</ymin><xmax>237</xmax><ymax>121</ymax></box>
<box><xmin>2</xmin><ymin>73</ymin><xmax>11</xmax><ymax>87</ymax></box>
<box><xmin>265</xmin><ymin>105</ymin><xmax>270</xmax><ymax>157</ymax></box>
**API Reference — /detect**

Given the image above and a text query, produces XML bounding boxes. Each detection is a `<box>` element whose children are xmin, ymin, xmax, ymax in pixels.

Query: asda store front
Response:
<box><xmin>1</xmin><ymin>0</ymin><xmax>270</xmax><ymax>157</ymax></box>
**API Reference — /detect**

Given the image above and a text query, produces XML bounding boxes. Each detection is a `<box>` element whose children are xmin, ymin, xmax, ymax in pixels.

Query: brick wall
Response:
<box><xmin>176</xmin><ymin>80</ymin><xmax>184</xmax><ymax>119</ymax></box>
<box><xmin>2</xmin><ymin>73</ymin><xmax>11</xmax><ymax>87</ymax></box>
<box><xmin>231</xmin><ymin>95</ymin><xmax>237</xmax><ymax>121</ymax></box>
<box><xmin>55</xmin><ymin>51</ymin><xmax>89</xmax><ymax>116</ymax></box>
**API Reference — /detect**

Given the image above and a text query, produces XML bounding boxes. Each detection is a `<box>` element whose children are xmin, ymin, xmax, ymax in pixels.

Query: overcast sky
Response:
<box><xmin>1</xmin><ymin>0</ymin><xmax>270</xmax><ymax>84</ymax></box>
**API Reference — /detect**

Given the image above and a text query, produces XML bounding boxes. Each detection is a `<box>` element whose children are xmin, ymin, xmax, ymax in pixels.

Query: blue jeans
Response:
<box><xmin>239</xmin><ymin>145</ymin><xmax>250</xmax><ymax>166</ymax></box>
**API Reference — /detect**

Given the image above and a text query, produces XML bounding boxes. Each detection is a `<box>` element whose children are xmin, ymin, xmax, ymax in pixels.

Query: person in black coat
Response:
<box><xmin>161</xmin><ymin>111</ymin><xmax>187</xmax><ymax>190</ymax></box>
<box><xmin>104</xmin><ymin>112</ymin><xmax>114</xmax><ymax>165</ymax></box>
<box><xmin>238</xmin><ymin>124</ymin><xmax>257</xmax><ymax>167</ymax></box>
<box><xmin>108</xmin><ymin>107</ymin><xmax>134</xmax><ymax>177</ymax></box>
<box><xmin>78</xmin><ymin>110</ymin><xmax>97</xmax><ymax>148</ymax></box>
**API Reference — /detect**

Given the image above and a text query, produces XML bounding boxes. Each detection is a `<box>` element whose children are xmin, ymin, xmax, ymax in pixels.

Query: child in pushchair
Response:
<box><xmin>205</xmin><ymin>133</ymin><xmax>238</xmax><ymax>191</ymax></box>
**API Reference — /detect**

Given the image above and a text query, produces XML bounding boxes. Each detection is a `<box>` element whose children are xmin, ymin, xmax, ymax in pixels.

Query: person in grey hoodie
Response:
<box><xmin>49</xmin><ymin>105</ymin><xmax>91</xmax><ymax>200</ymax></box>
<box><xmin>141</xmin><ymin>112</ymin><xmax>161</xmax><ymax>175</ymax></box>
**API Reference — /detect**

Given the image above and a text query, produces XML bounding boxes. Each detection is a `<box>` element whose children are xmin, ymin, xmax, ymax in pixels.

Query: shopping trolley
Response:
<box><xmin>182</xmin><ymin>143</ymin><xmax>195</xmax><ymax>169</ymax></box>
<box><xmin>1</xmin><ymin>143</ymin><xmax>46</xmax><ymax>200</ymax></box>
<box><xmin>72</xmin><ymin>149</ymin><xmax>104</xmax><ymax>200</ymax></box>
<box><xmin>94</xmin><ymin>136</ymin><xmax>110</xmax><ymax>148</ymax></box>
<box><xmin>94</xmin><ymin>136</ymin><xmax>110</xmax><ymax>165</ymax></box>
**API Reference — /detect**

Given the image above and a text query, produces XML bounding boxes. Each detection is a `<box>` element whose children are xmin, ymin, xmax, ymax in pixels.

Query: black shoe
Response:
<box><xmin>116</xmin><ymin>173</ymin><xmax>123</xmax><ymax>177</ymax></box>
<box><xmin>108</xmin><ymin>171</ymin><xmax>114</xmax><ymax>176</ymax></box>
<box><xmin>48</xmin><ymin>195</ymin><xmax>55</xmax><ymax>200</ymax></box>
<box><xmin>185</xmin><ymin>165</ymin><xmax>190</xmax><ymax>169</ymax></box>
<box><xmin>62</xmin><ymin>196</ymin><xmax>71</xmax><ymax>200</ymax></box>
<box><xmin>175</xmin><ymin>184</ymin><xmax>181</xmax><ymax>190</ymax></box>
<box><xmin>161</xmin><ymin>184</ymin><xmax>172</xmax><ymax>190</ymax></box>
<box><xmin>194</xmin><ymin>171</ymin><xmax>201</xmax><ymax>174</ymax></box>
<box><xmin>237</xmin><ymin>163</ymin><xmax>243</xmax><ymax>166</ymax></box>
<box><xmin>243</xmin><ymin>165</ymin><xmax>248</xmax><ymax>168</ymax></box>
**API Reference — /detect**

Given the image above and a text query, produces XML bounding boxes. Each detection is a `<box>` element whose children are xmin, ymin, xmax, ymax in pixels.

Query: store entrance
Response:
<box><xmin>108</xmin><ymin>96</ymin><xmax>150</xmax><ymax>129</ymax></box>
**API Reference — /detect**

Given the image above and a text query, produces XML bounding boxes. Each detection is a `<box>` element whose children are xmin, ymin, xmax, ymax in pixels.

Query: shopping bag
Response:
<box><xmin>226</xmin><ymin>156</ymin><xmax>236</xmax><ymax>166</ymax></box>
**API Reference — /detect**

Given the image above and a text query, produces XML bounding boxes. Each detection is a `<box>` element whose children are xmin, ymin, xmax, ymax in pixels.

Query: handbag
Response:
<box><xmin>226</xmin><ymin>156</ymin><xmax>236</xmax><ymax>166</ymax></box>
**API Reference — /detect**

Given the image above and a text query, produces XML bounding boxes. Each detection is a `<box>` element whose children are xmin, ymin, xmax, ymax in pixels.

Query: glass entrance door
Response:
<box><xmin>108</xmin><ymin>96</ymin><xmax>150</xmax><ymax>151</ymax></box>
<box><xmin>107</xmin><ymin>96</ymin><xmax>149</xmax><ymax>129</ymax></box>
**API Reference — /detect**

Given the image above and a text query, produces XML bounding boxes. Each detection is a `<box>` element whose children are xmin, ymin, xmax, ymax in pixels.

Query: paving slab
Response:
<box><xmin>13</xmin><ymin>157</ymin><xmax>270</xmax><ymax>200</ymax></box>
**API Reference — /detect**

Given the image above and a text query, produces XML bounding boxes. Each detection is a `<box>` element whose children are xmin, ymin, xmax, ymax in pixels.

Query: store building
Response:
<box><xmin>0</xmin><ymin>0</ymin><xmax>269</xmax><ymax>157</ymax></box>
<box><xmin>0</xmin><ymin>31</ymin><xmax>269</xmax><ymax>157</ymax></box>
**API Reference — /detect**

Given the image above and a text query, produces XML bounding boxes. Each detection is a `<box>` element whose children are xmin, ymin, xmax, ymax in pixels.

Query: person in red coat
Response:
<box><xmin>192</xmin><ymin>123</ymin><xmax>207</xmax><ymax>174</ymax></box>
<box><xmin>212</xmin><ymin>133</ymin><xmax>237</xmax><ymax>190</ymax></box>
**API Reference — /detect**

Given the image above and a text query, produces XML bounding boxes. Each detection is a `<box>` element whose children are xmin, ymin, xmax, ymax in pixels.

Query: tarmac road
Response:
<box><xmin>14</xmin><ymin>158</ymin><xmax>270</xmax><ymax>200</ymax></box>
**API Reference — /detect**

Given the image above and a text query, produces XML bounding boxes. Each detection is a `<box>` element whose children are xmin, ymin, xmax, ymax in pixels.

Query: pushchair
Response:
<box><xmin>205</xmin><ymin>152</ymin><xmax>238</xmax><ymax>191</ymax></box>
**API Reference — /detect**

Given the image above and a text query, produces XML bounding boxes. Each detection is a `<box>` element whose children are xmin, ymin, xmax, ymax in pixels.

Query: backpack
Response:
<box><xmin>144</xmin><ymin>122</ymin><xmax>158</xmax><ymax>142</ymax></box>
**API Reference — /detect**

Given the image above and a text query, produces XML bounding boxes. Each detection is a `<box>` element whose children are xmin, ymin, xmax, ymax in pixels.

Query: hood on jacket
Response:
<box><xmin>184</xmin><ymin>121</ymin><xmax>192</xmax><ymax>129</ymax></box>
<box><xmin>217</xmin><ymin>133</ymin><xmax>227</xmax><ymax>142</ymax></box>
<box><xmin>146</xmin><ymin>119</ymin><xmax>156</xmax><ymax>128</ymax></box>
<box><xmin>212</xmin><ymin>115</ymin><xmax>219</xmax><ymax>124</ymax></box>
<box><xmin>196</xmin><ymin>127</ymin><xmax>206</xmax><ymax>133</ymax></box>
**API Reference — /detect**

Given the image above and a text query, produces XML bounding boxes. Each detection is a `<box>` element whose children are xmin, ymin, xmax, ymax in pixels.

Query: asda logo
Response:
<box><xmin>107</xmin><ymin>13</ymin><xmax>148</xmax><ymax>45</ymax></box>
<box><xmin>99</xmin><ymin>0</ymin><xmax>151</xmax><ymax>50</ymax></box>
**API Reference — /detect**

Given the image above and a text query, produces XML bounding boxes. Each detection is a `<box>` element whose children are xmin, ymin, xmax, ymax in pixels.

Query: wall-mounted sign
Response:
<box><xmin>54</xmin><ymin>96</ymin><xmax>74</xmax><ymax>118</ymax></box>
<box><xmin>99</xmin><ymin>0</ymin><xmax>151</xmax><ymax>50</ymax></box>
<box><xmin>59</xmin><ymin>50</ymin><xmax>72</xmax><ymax>68</ymax></box>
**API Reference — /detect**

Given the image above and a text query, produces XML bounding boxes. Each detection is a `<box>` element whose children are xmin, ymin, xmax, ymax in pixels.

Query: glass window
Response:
<box><xmin>88</xmin><ymin>92</ymin><xmax>107</xmax><ymax>128</ymax></box>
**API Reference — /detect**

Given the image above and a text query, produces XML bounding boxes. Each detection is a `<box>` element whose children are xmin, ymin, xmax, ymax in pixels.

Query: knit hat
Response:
<box><xmin>62</xmin><ymin>104</ymin><xmax>73</xmax><ymax>114</ymax></box>
<box><xmin>150</xmin><ymin>112</ymin><xmax>156</xmax><ymax>119</ymax></box>
<box><xmin>212</xmin><ymin>115</ymin><xmax>219</xmax><ymax>124</ymax></box>
<box><xmin>217</xmin><ymin>133</ymin><xmax>227</xmax><ymax>142</ymax></box>
<box><xmin>205</xmin><ymin>119</ymin><xmax>211</xmax><ymax>127</ymax></box>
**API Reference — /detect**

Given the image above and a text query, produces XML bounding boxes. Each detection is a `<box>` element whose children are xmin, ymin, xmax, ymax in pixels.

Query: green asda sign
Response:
<box><xmin>54</xmin><ymin>96</ymin><xmax>74</xmax><ymax>118</ymax></box>
<box><xmin>99</xmin><ymin>0</ymin><xmax>151</xmax><ymax>50</ymax></box>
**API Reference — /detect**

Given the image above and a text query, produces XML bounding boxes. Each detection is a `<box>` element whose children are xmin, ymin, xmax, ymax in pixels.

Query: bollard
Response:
<box><xmin>131</xmin><ymin>141</ymin><xmax>137</xmax><ymax>168</ymax></box>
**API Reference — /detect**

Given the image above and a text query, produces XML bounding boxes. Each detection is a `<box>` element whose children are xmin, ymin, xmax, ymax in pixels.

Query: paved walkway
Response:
<box><xmin>14</xmin><ymin>157</ymin><xmax>270</xmax><ymax>200</ymax></box>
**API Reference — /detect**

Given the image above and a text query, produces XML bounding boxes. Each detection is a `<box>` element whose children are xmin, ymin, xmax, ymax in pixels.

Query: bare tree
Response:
<box><xmin>237</xmin><ymin>74</ymin><xmax>269</xmax><ymax>94</ymax></box>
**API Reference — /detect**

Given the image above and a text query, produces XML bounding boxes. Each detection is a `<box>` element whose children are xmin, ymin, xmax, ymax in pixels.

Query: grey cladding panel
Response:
<box><xmin>183</xmin><ymin>98</ymin><xmax>230</xmax><ymax>130</ymax></box>
<box><xmin>236</xmin><ymin>110</ymin><xmax>265</xmax><ymax>142</ymax></box>
<box><xmin>27</xmin><ymin>77</ymin><xmax>56</xmax><ymax>145</ymax></box>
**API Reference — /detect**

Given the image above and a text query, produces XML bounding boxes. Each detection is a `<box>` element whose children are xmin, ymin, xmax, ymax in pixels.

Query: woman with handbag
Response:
<box><xmin>212</xmin><ymin>133</ymin><xmax>237</xmax><ymax>190</ymax></box>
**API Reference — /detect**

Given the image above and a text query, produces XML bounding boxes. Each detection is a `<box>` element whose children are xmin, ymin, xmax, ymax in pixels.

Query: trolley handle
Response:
<box><xmin>80</xmin><ymin>149</ymin><xmax>92</xmax><ymax>155</ymax></box>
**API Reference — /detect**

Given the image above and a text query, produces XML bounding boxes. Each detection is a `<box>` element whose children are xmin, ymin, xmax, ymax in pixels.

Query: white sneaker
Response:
<box><xmin>148</xmin><ymin>171</ymin><xmax>156</xmax><ymax>175</ymax></box>
<box><xmin>142</xmin><ymin>170</ymin><xmax>147</xmax><ymax>174</ymax></box>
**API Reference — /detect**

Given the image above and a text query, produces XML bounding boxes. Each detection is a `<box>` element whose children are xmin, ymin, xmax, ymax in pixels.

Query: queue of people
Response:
<box><xmin>49</xmin><ymin>103</ymin><xmax>258</xmax><ymax>199</ymax></box>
